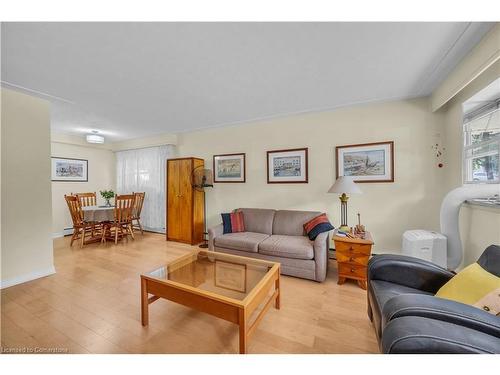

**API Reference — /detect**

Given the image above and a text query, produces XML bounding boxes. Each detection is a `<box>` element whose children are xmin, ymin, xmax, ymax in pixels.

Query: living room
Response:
<box><xmin>1</xmin><ymin>1</ymin><xmax>500</xmax><ymax>372</ymax></box>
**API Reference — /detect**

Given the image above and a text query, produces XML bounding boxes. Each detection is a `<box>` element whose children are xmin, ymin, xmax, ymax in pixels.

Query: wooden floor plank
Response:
<box><xmin>1</xmin><ymin>298</ymin><xmax>89</xmax><ymax>353</ymax></box>
<box><xmin>37</xmin><ymin>309</ymin><xmax>127</xmax><ymax>354</ymax></box>
<box><xmin>1</xmin><ymin>233</ymin><xmax>379</xmax><ymax>354</ymax></box>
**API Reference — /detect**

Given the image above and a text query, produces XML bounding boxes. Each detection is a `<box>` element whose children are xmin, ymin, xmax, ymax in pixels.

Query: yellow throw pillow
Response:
<box><xmin>436</xmin><ymin>263</ymin><xmax>500</xmax><ymax>306</ymax></box>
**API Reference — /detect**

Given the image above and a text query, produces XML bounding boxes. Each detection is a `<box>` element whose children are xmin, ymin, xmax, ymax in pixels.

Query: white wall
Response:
<box><xmin>177</xmin><ymin>97</ymin><xmax>445</xmax><ymax>253</ymax></box>
<box><xmin>1</xmin><ymin>88</ymin><xmax>54</xmax><ymax>288</ymax></box>
<box><xmin>51</xmin><ymin>141</ymin><xmax>116</xmax><ymax>236</ymax></box>
<box><xmin>439</xmin><ymin>60</ymin><xmax>500</xmax><ymax>266</ymax></box>
<box><xmin>459</xmin><ymin>204</ymin><xmax>500</xmax><ymax>266</ymax></box>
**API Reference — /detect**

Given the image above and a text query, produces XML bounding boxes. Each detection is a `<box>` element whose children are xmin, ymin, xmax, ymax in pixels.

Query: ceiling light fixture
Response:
<box><xmin>86</xmin><ymin>130</ymin><xmax>104</xmax><ymax>144</ymax></box>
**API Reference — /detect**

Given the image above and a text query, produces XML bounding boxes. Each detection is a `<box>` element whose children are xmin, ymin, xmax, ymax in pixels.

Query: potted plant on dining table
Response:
<box><xmin>100</xmin><ymin>190</ymin><xmax>115</xmax><ymax>207</ymax></box>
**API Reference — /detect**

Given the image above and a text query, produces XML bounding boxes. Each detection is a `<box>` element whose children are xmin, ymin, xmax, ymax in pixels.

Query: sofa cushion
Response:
<box><xmin>215</xmin><ymin>246</ymin><xmax>317</xmax><ymax>281</ymax></box>
<box><xmin>259</xmin><ymin>235</ymin><xmax>314</xmax><ymax>260</ymax></box>
<box><xmin>272</xmin><ymin>210</ymin><xmax>321</xmax><ymax>236</ymax></box>
<box><xmin>237</xmin><ymin>208</ymin><xmax>275</xmax><ymax>235</ymax></box>
<box><xmin>214</xmin><ymin>232</ymin><xmax>269</xmax><ymax>253</ymax></box>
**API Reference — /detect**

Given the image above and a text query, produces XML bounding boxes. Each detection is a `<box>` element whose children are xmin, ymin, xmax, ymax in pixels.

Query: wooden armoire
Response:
<box><xmin>166</xmin><ymin>157</ymin><xmax>205</xmax><ymax>245</ymax></box>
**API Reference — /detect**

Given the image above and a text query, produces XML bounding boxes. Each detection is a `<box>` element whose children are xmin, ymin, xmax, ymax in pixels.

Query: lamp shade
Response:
<box><xmin>327</xmin><ymin>176</ymin><xmax>362</xmax><ymax>194</ymax></box>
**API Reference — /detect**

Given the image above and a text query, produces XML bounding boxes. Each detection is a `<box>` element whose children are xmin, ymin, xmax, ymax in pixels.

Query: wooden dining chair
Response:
<box><xmin>131</xmin><ymin>192</ymin><xmax>146</xmax><ymax>235</ymax></box>
<box><xmin>102</xmin><ymin>194</ymin><xmax>135</xmax><ymax>244</ymax></box>
<box><xmin>65</xmin><ymin>194</ymin><xmax>101</xmax><ymax>248</ymax></box>
<box><xmin>74</xmin><ymin>192</ymin><xmax>97</xmax><ymax>207</ymax></box>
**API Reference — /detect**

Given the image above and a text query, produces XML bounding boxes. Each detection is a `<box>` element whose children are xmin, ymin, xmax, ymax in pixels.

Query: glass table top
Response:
<box><xmin>145</xmin><ymin>250</ymin><xmax>275</xmax><ymax>300</ymax></box>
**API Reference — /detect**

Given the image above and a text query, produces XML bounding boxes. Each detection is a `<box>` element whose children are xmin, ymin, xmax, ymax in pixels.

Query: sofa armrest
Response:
<box><xmin>368</xmin><ymin>254</ymin><xmax>455</xmax><ymax>293</ymax></box>
<box><xmin>382</xmin><ymin>294</ymin><xmax>500</xmax><ymax>338</ymax></box>
<box><xmin>477</xmin><ymin>244</ymin><xmax>500</xmax><ymax>277</ymax></box>
<box><xmin>382</xmin><ymin>316</ymin><xmax>500</xmax><ymax>354</ymax></box>
<box><xmin>313</xmin><ymin>231</ymin><xmax>330</xmax><ymax>282</ymax></box>
<box><xmin>208</xmin><ymin>224</ymin><xmax>224</xmax><ymax>251</ymax></box>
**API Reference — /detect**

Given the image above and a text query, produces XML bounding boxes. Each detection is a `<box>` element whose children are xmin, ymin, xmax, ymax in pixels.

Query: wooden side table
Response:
<box><xmin>333</xmin><ymin>231</ymin><xmax>373</xmax><ymax>290</ymax></box>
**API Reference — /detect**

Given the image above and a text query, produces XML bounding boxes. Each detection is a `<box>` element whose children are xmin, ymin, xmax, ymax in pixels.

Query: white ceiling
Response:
<box><xmin>1</xmin><ymin>22</ymin><xmax>495</xmax><ymax>142</ymax></box>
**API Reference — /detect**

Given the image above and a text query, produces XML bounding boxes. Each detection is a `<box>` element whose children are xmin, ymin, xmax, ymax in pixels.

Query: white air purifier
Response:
<box><xmin>402</xmin><ymin>230</ymin><xmax>447</xmax><ymax>268</ymax></box>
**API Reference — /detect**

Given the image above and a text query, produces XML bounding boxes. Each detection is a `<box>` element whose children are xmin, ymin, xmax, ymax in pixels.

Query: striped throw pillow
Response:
<box><xmin>230</xmin><ymin>212</ymin><xmax>245</xmax><ymax>232</ymax></box>
<box><xmin>221</xmin><ymin>211</ymin><xmax>246</xmax><ymax>234</ymax></box>
<box><xmin>304</xmin><ymin>213</ymin><xmax>334</xmax><ymax>240</ymax></box>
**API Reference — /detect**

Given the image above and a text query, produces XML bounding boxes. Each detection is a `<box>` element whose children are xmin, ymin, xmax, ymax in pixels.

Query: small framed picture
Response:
<box><xmin>267</xmin><ymin>148</ymin><xmax>308</xmax><ymax>183</ymax></box>
<box><xmin>336</xmin><ymin>141</ymin><xmax>394</xmax><ymax>183</ymax></box>
<box><xmin>213</xmin><ymin>153</ymin><xmax>246</xmax><ymax>183</ymax></box>
<box><xmin>214</xmin><ymin>260</ymin><xmax>247</xmax><ymax>293</ymax></box>
<box><xmin>51</xmin><ymin>157</ymin><xmax>88</xmax><ymax>182</ymax></box>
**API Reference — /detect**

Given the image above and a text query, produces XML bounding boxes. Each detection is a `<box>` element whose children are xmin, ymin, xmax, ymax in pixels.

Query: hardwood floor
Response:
<box><xmin>1</xmin><ymin>233</ymin><xmax>379</xmax><ymax>354</ymax></box>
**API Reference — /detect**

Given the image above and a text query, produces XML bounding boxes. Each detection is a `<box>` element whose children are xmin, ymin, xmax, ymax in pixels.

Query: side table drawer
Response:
<box><xmin>336</xmin><ymin>251</ymin><xmax>370</xmax><ymax>266</ymax></box>
<box><xmin>338</xmin><ymin>263</ymin><xmax>367</xmax><ymax>280</ymax></box>
<box><xmin>335</xmin><ymin>241</ymin><xmax>372</xmax><ymax>255</ymax></box>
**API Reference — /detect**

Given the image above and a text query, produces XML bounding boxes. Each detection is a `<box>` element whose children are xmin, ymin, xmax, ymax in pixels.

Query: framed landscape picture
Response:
<box><xmin>267</xmin><ymin>148</ymin><xmax>308</xmax><ymax>183</ymax></box>
<box><xmin>51</xmin><ymin>157</ymin><xmax>88</xmax><ymax>182</ymax></box>
<box><xmin>336</xmin><ymin>141</ymin><xmax>394</xmax><ymax>183</ymax></box>
<box><xmin>213</xmin><ymin>153</ymin><xmax>246</xmax><ymax>183</ymax></box>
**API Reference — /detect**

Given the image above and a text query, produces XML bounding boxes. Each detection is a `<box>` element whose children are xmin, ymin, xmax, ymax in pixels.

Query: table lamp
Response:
<box><xmin>327</xmin><ymin>176</ymin><xmax>362</xmax><ymax>232</ymax></box>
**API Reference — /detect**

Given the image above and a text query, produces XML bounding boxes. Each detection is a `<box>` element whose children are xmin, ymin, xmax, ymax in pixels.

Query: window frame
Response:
<box><xmin>462</xmin><ymin>100</ymin><xmax>500</xmax><ymax>185</ymax></box>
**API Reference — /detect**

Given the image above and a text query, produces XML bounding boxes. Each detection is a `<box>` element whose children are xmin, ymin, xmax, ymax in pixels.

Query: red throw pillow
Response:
<box><xmin>230</xmin><ymin>211</ymin><xmax>245</xmax><ymax>233</ymax></box>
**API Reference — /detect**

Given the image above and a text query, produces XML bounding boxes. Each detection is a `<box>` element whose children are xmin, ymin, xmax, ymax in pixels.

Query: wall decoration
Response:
<box><xmin>51</xmin><ymin>157</ymin><xmax>88</xmax><ymax>182</ymax></box>
<box><xmin>336</xmin><ymin>141</ymin><xmax>394</xmax><ymax>183</ymax></box>
<box><xmin>432</xmin><ymin>142</ymin><xmax>445</xmax><ymax>168</ymax></box>
<box><xmin>213</xmin><ymin>153</ymin><xmax>246</xmax><ymax>183</ymax></box>
<box><xmin>267</xmin><ymin>148</ymin><xmax>308</xmax><ymax>183</ymax></box>
<box><xmin>214</xmin><ymin>260</ymin><xmax>247</xmax><ymax>293</ymax></box>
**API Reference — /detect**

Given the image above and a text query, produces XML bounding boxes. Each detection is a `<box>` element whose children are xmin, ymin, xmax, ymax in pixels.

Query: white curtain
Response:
<box><xmin>116</xmin><ymin>145</ymin><xmax>175</xmax><ymax>233</ymax></box>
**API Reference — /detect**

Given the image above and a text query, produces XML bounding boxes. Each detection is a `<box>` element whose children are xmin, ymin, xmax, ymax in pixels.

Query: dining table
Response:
<box><xmin>82</xmin><ymin>205</ymin><xmax>115</xmax><ymax>222</ymax></box>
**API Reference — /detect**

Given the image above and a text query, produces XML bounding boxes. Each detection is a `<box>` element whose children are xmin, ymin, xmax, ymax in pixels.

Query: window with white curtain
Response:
<box><xmin>116</xmin><ymin>145</ymin><xmax>176</xmax><ymax>233</ymax></box>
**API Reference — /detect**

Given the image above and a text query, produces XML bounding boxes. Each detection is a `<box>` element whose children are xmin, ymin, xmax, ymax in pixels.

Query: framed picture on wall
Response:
<box><xmin>267</xmin><ymin>148</ymin><xmax>308</xmax><ymax>183</ymax></box>
<box><xmin>213</xmin><ymin>153</ymin><xmax>246</xmax><ymax>183</ymax></box>
<box><xmin>51</xmin><ymin>157</ymin><xmax>88</xmax><ymax>182</ymax></box>
<box><xmin>336</xmin><ymin>141</ymin><xmax>394</xmax><ymax>183</ymax></box>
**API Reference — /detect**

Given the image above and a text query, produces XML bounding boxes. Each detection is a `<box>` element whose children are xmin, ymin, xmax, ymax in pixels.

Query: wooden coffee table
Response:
<box><xmin>140</xmin><ymin>250</ymin><xmax>281</xmax><ymax>354</ymax></box>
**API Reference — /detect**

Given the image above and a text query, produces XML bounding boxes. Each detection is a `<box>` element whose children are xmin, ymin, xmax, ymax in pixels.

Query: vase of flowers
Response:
<box><xmin>100</xmin><ymin>190</ymin><xmax>115</xmax><ymax>207</ymax></box>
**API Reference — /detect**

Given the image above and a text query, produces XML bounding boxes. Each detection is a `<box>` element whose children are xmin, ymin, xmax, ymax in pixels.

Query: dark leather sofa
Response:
<box><xmin>367</xmin><ymin>244</ymin><xmax>500</xmax><ymax>353</ymax></box>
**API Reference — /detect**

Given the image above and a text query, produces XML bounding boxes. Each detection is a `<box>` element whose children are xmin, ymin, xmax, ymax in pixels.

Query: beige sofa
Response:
<box><xmin>208</xmin><ymin>208</ymin><xmax>331</xmax><ymax>282</ymax></box>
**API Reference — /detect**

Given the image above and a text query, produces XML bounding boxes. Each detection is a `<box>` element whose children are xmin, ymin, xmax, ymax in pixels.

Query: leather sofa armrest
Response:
<box><xmin>477</xmin><ymin>244</ymin><xmax>500</xmax><ymax>277</ymax></box>
<box><xmin>382</xmin><ymin>316</ymin><xmax>500</xmax><ymax>354</ymax></box>
<box><xmin>368</xmin><ymin>254</ymin><xmax>455</xmax><ymax>293</ymax></box>
<box><xmin>382</xmin><ymin>294</ymin><xmax>500</xmax><ymax>338</ymax></box>
<box><xmin>313</xmin><ymin>231</ymin><xmax>330</xmax><ymax>282</ymax></box>
<box><xmin>208</xmin><ymin>224</ymin><xmax>224</xmax><ymax>251</ymax></box>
